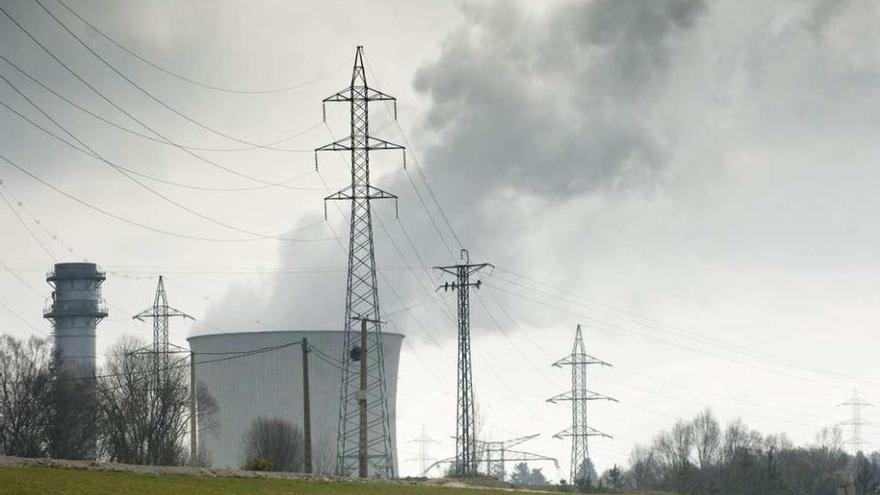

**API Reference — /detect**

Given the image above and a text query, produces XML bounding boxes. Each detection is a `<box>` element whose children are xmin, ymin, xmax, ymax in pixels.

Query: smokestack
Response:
<box><xmin>44</xmin><ymin>262</ymin><xmax>107</xmax><ymax>459</ymax></box>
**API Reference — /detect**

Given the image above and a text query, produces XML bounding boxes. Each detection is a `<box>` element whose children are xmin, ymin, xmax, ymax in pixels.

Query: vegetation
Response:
<box><xmin>617</xmin><ymin>408</ymin><xmax>878</xmax><ymax>495</ymax></box>
<box><xmin>241</xmin><ymin>416</ymin><xmax>304</xmax><ymax>472</ymax></box>
<box><xmin>0</xmin><ymin>334</ymin><xmax>217</xmax><ymax>466</ymax></box>
<box><xmin>0</xmin><ymin>465</ymin><xmax>656</xmax><ymax>495</ymax></box>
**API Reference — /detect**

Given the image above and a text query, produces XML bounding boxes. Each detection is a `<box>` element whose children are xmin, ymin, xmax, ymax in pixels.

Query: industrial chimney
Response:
<box><xmin>43</xmin><ymin>262</ymin><xmax>107</xmax><ymax>459</ymax></box>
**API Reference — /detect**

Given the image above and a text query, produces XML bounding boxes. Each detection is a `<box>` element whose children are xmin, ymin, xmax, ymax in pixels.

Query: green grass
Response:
<box><xmin>0</xmin><ymin>465</ymin><xmax>643</xmax><ymax>495</ymax></box>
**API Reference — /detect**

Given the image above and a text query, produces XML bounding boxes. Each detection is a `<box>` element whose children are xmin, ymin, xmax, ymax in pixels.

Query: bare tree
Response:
<box><xmin>97</xmin><ymin>338</ymin><xmax>191</xmax><ymax>465</ymax></box>
<box><xmin>628</xmin><ymin>444</ymin><xmax>658</xmax><ymax>490</ymax></box>
<box><xmin>241</xmin><ymin>416</ymin><xmax>304</xmax><ymax>472</ymax></box>
<box><xmin>0</xmin><ymin>335</ymin><xmax>52</xmax><ymax>457</ymax></box>
<box><xmin>47</xmin><ymin>362</ymin><xmax>98</xmax><ymax>460</ymax></box>
<box><xmin>195</xmin><ymin>381</ymin><xmax>220</xmax><ymax>436</ymax></box>
<box><xmin>693</xmin><ymin>408</ymin><xmax>720</xmax><ymax>469</ymax></box>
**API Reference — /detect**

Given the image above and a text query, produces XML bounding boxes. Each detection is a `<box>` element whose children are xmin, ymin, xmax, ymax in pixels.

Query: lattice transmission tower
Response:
<box><xmin>548</xmin><ymin>324</ymin><xmax>616</xmax><ymax>485</ymax></box>
<box><xmin>838</xmin><ymin>388</ymin><xmax>872</xmax><ymax>455</ymax></box>
<box><xmin>133</xmin><ymin>275</ymin><xmax>191</xmax><ymax>389</ymax></box>
<box><xmin>436</xmin><ymin>249</ymin><xmax>492</xmax><ymax>476</ymax></box>
<box><xmin>408</xmin><ymin>425</ymin><xmax>440</xmax><ymax>475</ymax></box>
<box><xmin>316</xmin><ymin>46</ymin><xmax>404</xmax><ymax>478</ymax></box>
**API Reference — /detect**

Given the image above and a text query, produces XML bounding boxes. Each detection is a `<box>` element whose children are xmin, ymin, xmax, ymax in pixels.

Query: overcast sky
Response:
<box><xmin>1</xmin><ymin>0</ymin><xmax>880</xmax><ymax>478</ymax></box>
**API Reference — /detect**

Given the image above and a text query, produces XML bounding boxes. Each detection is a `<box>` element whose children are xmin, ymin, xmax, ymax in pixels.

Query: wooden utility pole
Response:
<box><xmin>359</xmin><ymin>317</ymin><xmax>369</xmax><ymax>478</ymax></box>
<box><xmin>302</xmin><ymin>338</ymin><xmax>312</xmax><ymax>474</ymax></box>
<box><xmin>189</xmin><ymin>351</ymin><xmax>198</xmax><ymax>465</ymax></box>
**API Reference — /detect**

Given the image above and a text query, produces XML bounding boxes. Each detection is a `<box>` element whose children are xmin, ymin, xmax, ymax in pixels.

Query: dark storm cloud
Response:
<box><xmin>413</xmin><ymin>0</ymin><xmax>706</xmax><ymax>199</ymax></box>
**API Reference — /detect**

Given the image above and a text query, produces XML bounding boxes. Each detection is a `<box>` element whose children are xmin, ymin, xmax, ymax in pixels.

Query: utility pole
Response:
<box><xmin>351</xmin><ymin>316</ymin><xmax>380</xmax><ymax>478</ymax></box>
<box><xmin>838</xmin><ymin>388</ymin><xmax>872</xmax><ymax>455</ymax></box>
<box><xmin>436</xmin><ymin>249</ymin><xmax>492</xmax><ymax>477</ymax></box>
<box><xmin>316</xmin><ymin>46</ymin><xmax>404</xmax><ymax>478</ymax></box>
<box><xmin>302</xmin><ymin>338</ymin><xmax>312</xmax><ymax>474</ymax></box>
<box><xmin>548</xmin><ymin>324</ymin><xmax>617</xmax><ymax>486</ymax></box>
<box><xmin>190</xmin><ymin>351</ymin><xmax>197</xmax><ymax>465</ymax></box>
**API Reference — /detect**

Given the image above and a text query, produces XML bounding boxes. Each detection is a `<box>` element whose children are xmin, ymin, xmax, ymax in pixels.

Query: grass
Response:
<box><xmin>0</xmin><ymin>465</ymin><xmax>657</xmax><ymax>495</ymax></box>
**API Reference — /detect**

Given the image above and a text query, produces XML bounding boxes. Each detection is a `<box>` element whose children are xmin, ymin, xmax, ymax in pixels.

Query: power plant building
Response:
<box><xmin>187</xmin><ymin>330</ymin><xmax>403</xmax><ymax>473</ymax></box>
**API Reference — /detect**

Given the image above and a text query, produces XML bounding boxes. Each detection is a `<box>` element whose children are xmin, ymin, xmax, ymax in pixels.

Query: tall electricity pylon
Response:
<box><xmin>548</xmin><ymin>324</ymin><xmax>616</xmax><ymax>485</ymax></box>
<box><xmin>133</xmin><ymin>276</ymin><xmax>191</xmax><ymax>388</ymax></box>
<box><xmin>436</xmin><ymin>249</ymin><xmax>492</xmax><ymax>476</ymax></box>
<box><xmin>316</xmin><ymin>46</ymin><xmax>404</xmax><ymax>478</ymax></box>
<box><xmin>838</xmin><ymin>388</ymin><xmax>872</xmax><ymax>455</ymax></box>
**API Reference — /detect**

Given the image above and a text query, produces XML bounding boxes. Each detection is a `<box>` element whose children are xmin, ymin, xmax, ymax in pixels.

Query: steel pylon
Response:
<box><xmin>436</xmin><ymin>249</ymin><xmax>492</xmax><ymax>476</ymax></box>
<box><xmin>133</xmin><ymin>276</ymin><xmax>191</xmax><ymax>388</ymax></box>
<box><xmin>548</xmin><ymin>324</ymin><xmax>616</xmax><ymax>485</ymax></box>
<box><xmin>316</xmin><ymin>46</ymin><xmax>404</xmax><ymax>478</ymax></box>
<box><xmin>838</xmin><ymin>388</ymin><xmax>872</xmax><ymax>455</ymax></box>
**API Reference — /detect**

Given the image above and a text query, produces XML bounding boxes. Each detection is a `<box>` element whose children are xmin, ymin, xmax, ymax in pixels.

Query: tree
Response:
<box><xmin>602</xmin><ymin>464</ymin><xmax>625</xmax><ymax>489</ymax></box>
<box><xmin>0</xmin><ymin>335</ymin><xmax>52</xmax><ymax>457</ymax></box>
<box><xmin>693</xmin><ymin>408</ymin><xmax>720</xmax><ymax>470</ymax></box>
<box><xmin>241</xmin><ymin>416</ymin><xmax>304</xmax><ymax>472</ymax></box>
<box><xmin>509</xmin><ymin>462</ymin><xmax>548</xmax><ymax>486</ymax></box>
<box><xmin>653</xmin><ymin>420</ymin><xmax>695</xmax><ymax>492</ymax></box>
<box><xmin>628</xmin><ymin>445</ymin><xmax>658</xmax><ymax>490</ymax></box>
<box><xmin>851</xmin><ymin>451</ymin><xmax>880</xmax><ymax>495</ymax></box>
<box><xmin>47</xmin><ymin>361</ymin><xmax>98</xmax><ymax>460</ymax></box>
<box><xmin>96</xmin><ymin>338</ymin><xmax>197</xmax><ymax>465</ymax></box>
<box><xmin>510</xmin><ymin>462</ymin><xmax>531</xmax><ymax>485</ymax></box>
<box><xmin>576</xmin><ymin>457</ymin><xmax>599</xmax><ymax>488</ymax></box>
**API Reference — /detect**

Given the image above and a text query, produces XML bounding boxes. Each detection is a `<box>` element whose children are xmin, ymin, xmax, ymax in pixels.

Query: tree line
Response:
<box><xmin>0</xmin><ymin>334</ymin><xmax>217</xmax><ymax>465</ymax></box>
<box><xmin>615</xmin><ymin>408</ymin><xmax>880</xmax><ymax>495</ymax></box>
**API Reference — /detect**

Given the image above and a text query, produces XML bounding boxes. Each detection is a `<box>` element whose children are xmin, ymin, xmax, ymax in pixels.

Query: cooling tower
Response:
<box><xmin>187</xmin><ymin>330</ymin><xmax>403</xmax><ymax>474</ymax></box>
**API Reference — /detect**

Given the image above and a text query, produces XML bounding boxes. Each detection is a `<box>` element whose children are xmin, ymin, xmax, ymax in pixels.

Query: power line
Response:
<box><xmin>0</xmin><ymin>180</ymin><xmax>86</xmax><ymax>259</ymax></box>
<box><xmin>362</xmin><ymin>55</ymin><xmax>463</xmax><ymax>252</ymax></box>
<box><xmin>484</xmin><ymin>279</ymin><xmax>880</xmax><ymax>396</ymax></box>
<box><xmin>54</xmin><ymin>0</ymin><xmax>346</xmax><ymax>96</ymax></box>
<box><xmin>0</xmin><ymin>8</ymin><xmax>319</xmax><ymax>187</ymax></box>
<box><xmin>0</xmin><ymin>180</ymin><xmax>56</xmax><ymax>261</ymax></box>
<box><xmin>491</xmin><ymin>267</ymin><xmax>880</xmax><ymax>391</ymax></box>
<box><xmin>30</xmin><ymin>0</ymin><xmax>323</xmax><ymax>149</ymax></box>
<box><xmin>0</xmin><ymin>80</ymin><xmax>334</xmax><ymax>242</ymax></box>
<box><xmin>0</xmin><ymin>153</ymin><xmax>318</xmax><ymax>243</ymax></box>
<box><xmin>0</xmin><ymin>297</ymin><xmax>48</xmax><ymax>335</ymax></box>
<box><xmin>0</xmin><ymin>89</ymin><xmax>322</xmax><ymax>193</ymax></box>
<box><xmin>0</xmin><ymin>53</ymin><xmax>323</xmax><ymax>153</ymax></box>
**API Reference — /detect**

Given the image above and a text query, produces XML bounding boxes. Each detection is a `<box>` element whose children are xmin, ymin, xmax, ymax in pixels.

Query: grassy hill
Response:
<box><xmin>0</xmin><ymin>463</ymin><xmax>668</xmax><ymax>495</ymax></box>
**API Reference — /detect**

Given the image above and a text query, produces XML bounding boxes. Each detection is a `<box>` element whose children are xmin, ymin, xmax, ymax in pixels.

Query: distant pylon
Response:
<box><xmin>838</xmin><ymin>388</ymin><xmax>872</xmax><ymax>455</ymax></box>
<box><xmin>316</xmin><ymin>46</ymin><xmax>405</xmax><ymax>478</ymax></box>
<box><xmin>408</xmin><ymin>425</ymin><xmax>440</xmax><ymax>475</ymax></box>
<box><xmin>436</xmin><ymin>249</ymin><xmax>493</xmax><ymax>476</ymax></box>
<box><xmin>133</xmin><ymin>276</ymin><xmax>191</xmax><ymax>388</ymax></box>
<box><xmin>548</xmin><ymin>324</ymin><xmax>617</xmax><ymax>485</ymax></box>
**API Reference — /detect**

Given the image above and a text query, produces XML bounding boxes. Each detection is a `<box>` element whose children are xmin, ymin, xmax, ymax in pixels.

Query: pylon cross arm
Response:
<box><xmin>552</xmin><ymin>425</ymin><xmax>613</xmax><ymax>440</ymax></box>
<box><xmin>552</xmin><ymin>354</ymin><xmax>611</xmax><ymax>368</ymax></box>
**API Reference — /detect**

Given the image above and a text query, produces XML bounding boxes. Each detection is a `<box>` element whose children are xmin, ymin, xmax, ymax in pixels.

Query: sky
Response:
<box><xmin>1</xmin><ymin>0</ymin><xmax>880</xmax><ymax>479</ymax></box>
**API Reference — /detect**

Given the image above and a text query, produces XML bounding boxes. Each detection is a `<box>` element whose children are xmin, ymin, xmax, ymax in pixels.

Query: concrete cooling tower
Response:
<box><xmin>187</xmin><ymin>330</ymin><xmax>403</xmax><ymax>474</ymax></box>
